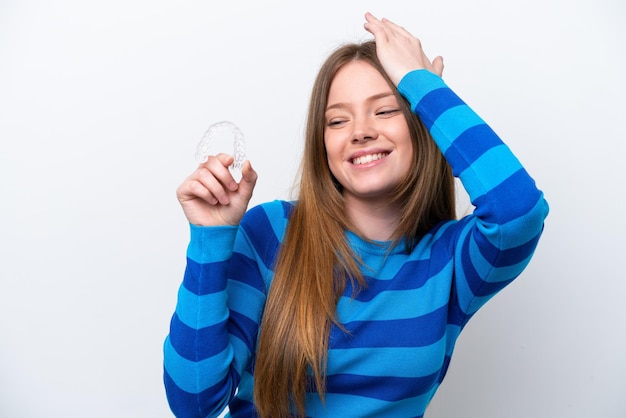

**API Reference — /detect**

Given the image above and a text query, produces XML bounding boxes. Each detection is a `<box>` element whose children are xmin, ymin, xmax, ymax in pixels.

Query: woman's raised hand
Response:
<box><xmin>363</xmin><ymin>12</ymin><xmax>444</xmax><ymax>85</ymax></box>
<box><xmin>176</xmin><ymin>153</ymin><xmax>257</xmax><ymax>226</ymax></box>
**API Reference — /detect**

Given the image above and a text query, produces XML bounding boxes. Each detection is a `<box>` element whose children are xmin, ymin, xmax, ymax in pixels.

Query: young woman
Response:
<box><xmin>164</xmin><ymin>12</ymin><xmax>549</xmax><ymax>418</ymax></box>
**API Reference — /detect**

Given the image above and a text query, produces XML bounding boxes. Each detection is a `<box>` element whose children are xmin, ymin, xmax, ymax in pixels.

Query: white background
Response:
<box><xmin>1</xmin><ymin>1</ymin><xmax>625</xmax><ymax>417</ymax></box>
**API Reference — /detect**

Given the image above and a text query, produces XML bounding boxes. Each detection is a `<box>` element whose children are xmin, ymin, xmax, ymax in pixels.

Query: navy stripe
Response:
<box><xmin>472</xmin><ymin>169</ymin><xmax>544</xmax><ymax>224</ymax></box>
<box><xmin>281</xmin><ymin>200</ymin><xmax>295</xmax><ymax>218</ymax></box>
<box><xmin>169</xmin><ymin>314</ymin><xmax>229</xmax><ymax>361</ymax></box>
<box><xmin>228</xmin><ymin>310</ymin><xmax>260</xmax><ymax>354</ymax></box>
<box><xmin>443</xmin><ymin>124</ymin><xmax>502</xmax><ymax>175</ymax></box>
<box><xmin>349</xmin><ymin>260</ymin><xmax>429</xmax><ymax>302</ymax></box>
<box><xmin>416</xmin><ymin>87</ymin><xmax>465</xmax><ymax>130</ymax></box>
<box><xmin>473</xmin><ymin>228</ymin><xmax>543</xmax><ymax>267</ymax></box>
<box><xmin>240</xmin><ymin>205</ymin><xmax>281</xmax><ymax>271</ymax></box>
<box><xmin>331</xmin><ymin>305</ymin><xmax>447</xmax><ymax>348</ymax></box>
<box><xmin>183</xmin><ymin>258</ymin><xmax>228</xmax><ymax>296</ymax></box>
<box><xmin>229</xmin><ymin>252</ymin><xmax>266</xmax><ymax>293</ymax></box>
<box><xmin>228</xmin><ymin>397</ymin><xmax>257</xmax><ymax>417</ymax></box>
<box><xmin>460</xmin><ymin>238</ymin><xmax>516</xmax><ymax>298</ymax></box>
<box><xmin>325</xmin><ymin>372</ymin><xmax>439</xmax><ymax>402</ymax></box>
<box><xmin>438</xmin><ymin>355</ymin><xmax>452</xmax><ymax>383</ymax></box>
<box><xmin>446</xmin><ymin>285</ymin><xmax>466</xmax><ymax>327</ymax></box>
<box><xmin>164</xmin><ymin>368</ymin><xmax>237</xmax><ymax>418</ymax></box>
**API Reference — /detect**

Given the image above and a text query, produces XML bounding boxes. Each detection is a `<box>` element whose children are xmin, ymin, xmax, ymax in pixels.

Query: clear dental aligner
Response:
<box><xmin>195</xmin><ymin>121</ymin><xmax>246</xmax><ymax>173</ymax></box>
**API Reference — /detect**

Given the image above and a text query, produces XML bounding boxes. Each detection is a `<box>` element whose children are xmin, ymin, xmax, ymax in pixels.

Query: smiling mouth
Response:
<box><xmin>351</xmin><ymin>152</ymin><xmax>389</xmax><ymax>165</ymax></box>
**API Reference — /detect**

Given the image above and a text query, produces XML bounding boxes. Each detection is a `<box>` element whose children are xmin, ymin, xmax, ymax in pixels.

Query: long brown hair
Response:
<box><xmin>253</xmin><ymin>41</ymin><xmax>455</xmax><ymax>417</ymax></box>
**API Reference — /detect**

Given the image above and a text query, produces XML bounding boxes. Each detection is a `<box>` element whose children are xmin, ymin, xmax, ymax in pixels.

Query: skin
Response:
<box><xmin>176</xmin><ymin>12</ymin><xmax>444</xmax><ymax>231</ymax></box>
<box><xmin>324</xmin><ymin>60</ymin><xmax>413</xmax><ymax>240</ymax></box>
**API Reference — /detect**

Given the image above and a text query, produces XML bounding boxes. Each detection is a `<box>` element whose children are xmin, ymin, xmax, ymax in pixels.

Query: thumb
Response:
<box><xmin>432</xmin><ymin>56</ymin><xmax>444</xmax><ymax>77</ymax></box>
<box><xmin>238</xmin><ymin>160</ymin><xmax>258</xmax><ymax>195</ymax></box>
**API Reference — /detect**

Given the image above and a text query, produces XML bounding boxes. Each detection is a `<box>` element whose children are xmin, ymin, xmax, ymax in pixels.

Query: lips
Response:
<box><xmin>351</xmin><ymin>152</ymin><xmax>390</xmax><ymax>165</ymax></box>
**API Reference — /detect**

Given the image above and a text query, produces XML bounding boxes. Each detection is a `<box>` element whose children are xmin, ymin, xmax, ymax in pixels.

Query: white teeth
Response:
<box><xmin>352</xmin><ymin>152</ymin><xmax>388</xmax><ymax>165</ymax></box>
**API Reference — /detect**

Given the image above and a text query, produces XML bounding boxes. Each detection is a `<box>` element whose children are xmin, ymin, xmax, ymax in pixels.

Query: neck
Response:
<box><xmin>344</xmin><ymin>196</ymin><xmax>401</xmax><ymax>242</ymax></box>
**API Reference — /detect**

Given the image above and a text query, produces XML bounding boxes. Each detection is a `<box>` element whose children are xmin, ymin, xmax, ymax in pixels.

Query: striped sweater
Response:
<box><xmin>163</xmin><ymin>69</ymin><xmax>549</xmax><ymax>417</ymax></box>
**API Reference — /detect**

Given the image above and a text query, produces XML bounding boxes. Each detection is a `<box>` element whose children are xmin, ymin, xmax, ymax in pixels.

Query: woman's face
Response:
<box><xmin>324</xmin><ymin>60</ymin><xmax>413</xmax><ymax>205</ymax></box>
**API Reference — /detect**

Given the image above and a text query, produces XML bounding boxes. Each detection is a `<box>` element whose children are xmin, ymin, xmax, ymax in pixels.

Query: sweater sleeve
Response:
<box><xmin>398</xmin><ymin>70</ymin><xmax>549</xmax><ymax>319</ymax></box>
<box><xmin>163</xmin><ymin>221</ymin><xmax>268</xmax><ymax>418</ymax></box>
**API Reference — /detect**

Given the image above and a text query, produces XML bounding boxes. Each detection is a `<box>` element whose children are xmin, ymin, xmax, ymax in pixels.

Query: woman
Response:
<box><xmin>164</xmin><ymin>12</ymin><xmax>549</xmax><ymax>418</ymax></box>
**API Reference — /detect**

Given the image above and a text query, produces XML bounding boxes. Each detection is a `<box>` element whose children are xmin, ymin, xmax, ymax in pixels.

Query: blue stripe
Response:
<box><xmin>163</xmin><ymin>336</ymin><xmax>236</xmax><ymax>394</ymax></box>
<box><xmin>163</xmin><ymin>367</ymin><xmax>234</xmax><ymax>417</ymax></box>
<box><xmin>472</xmin><ymin>169</ymin><xmax>544</xmax><ymax>224</ymax></box>
<box><xmin>415</xmin><ymin>87</ymin><xmax>466</xmax><ymax>130</ymax></box>
<box><xmin>468</xmin><ymin>235</ymin><xmax>535</xmax><ymax>281</ymax></box>
<box><xmin>337</xmin><ymin>267</ymin><xmax>452</xmax><ymax>322</ymax></box>
<box><xmin>443</xmin><ymin>124</ymin><xmax>503</xmax><ymax>175</ymax></box>
<box><xmin>325</xmin><ymin>372</ymin><xmax>439</xmax><ymax>401</ymax></box>
<box><xmin>459</xmin><ymin>144</ymin><xmax>523</xmax><ymax>197</ymax></box>
<box><xmin>227</xmin><ymin>278</ymin><xmax>266</xmax><ymax>321</ymax></box>
<box><xmin>351</xmin><ymin>260</ymin><xmax>432</xmax><ymax>300</ymax></box>
<box><xmin>331</xmin><ymin>305</ymin><xmax>447</xmax><ymax>348</ymax></box>
<box><xmin>471</xmin><ymin>227</ymin><xmax>543</xmax><ymax>268</ymax></box>
<box><xmin>169</xmin><ymin>314</ymin><xmax>229</xmax><ymax>361</ymax></box>
<box><xmin>240</xmin><ymin>205</ymin><xmax>281</xmax><ymax>271</ymax></box>
<box><xmin>187</xmin><ymin>224</ymin><xmax>237</xmax><ymax>264</ymax></box>
<box><xmin>183</xmin><ymin>258</ymin><xmax>228</xmax><ymax>296</ymax></box>
<box><xmin>329</xmin><ymin>339</ymin><xmax>446</xmax><ymax>378</ymax></box>
<box><xmin>429</xmin><ymin>105</ymin><xmax>485</xmax><ymax>154</ymax></box>
<box><xmin>397</xmin><ymin>69</ymin><xmax>447</xmax><ymax>112</ymax></box>
<box><xmin>305</xmin><ymin>391</ymin><xmax>430</xmax><ymax>418</ymax></box>
<box><xmin>228</xmin><ymin>398</ymin><xmax>256</xmax><ymax>418</ymax></box>
<box><xmin>460</xmin><ymin>236</ymin><xmax>515</xmax><ymax>298</ymax></box>
<box><xmin>229</xmin><ymin>252</ymin><xmax>266</xmax><ymax>293</ymax></box>
<box><xmin>175</xmin><ymin>285</ymin><xmax>228</xmax><ymax>329</ymax></box>
<box><xmin>228</xmin><ymin>310</ymin><xmax>259</xmax><ymax>355</ymax></box>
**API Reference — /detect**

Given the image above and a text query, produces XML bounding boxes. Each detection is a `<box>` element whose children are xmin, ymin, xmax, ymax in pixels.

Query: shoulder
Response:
<box><xmin>239</xmin><ymin>200</ymin><xmax>295</xmax><ymax>239</ymax></box>
<box><xmin>242</xmin><ymin>200</ymin><xmax>294</xmax><ymax>224</ymax></box>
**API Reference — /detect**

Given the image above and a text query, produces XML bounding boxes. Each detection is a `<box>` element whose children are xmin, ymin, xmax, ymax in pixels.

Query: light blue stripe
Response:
<box><xmin>466</xmin><ymin>293</ymin><xmax>498</xmax><ymax>316</ymax></box>
<box><xmin>497</xmin><ymin>198</ymin><xmax>549</xmax><ymax>249</ymax></box>
<box><xmin>227</xmin><ymin>279</ymin><xmax>265</xmax><ymax>322</ymax></box>
<box><xmin>264</xmin><ymin>200</ymin><xmax>289</xmax><ymax>242</ymax></box>
<box><xmin>469</xmin><ymin>238</ymin><xmax>530</xmax><ymax>282</ymax></box>
<box><xmin>175</xmin><ymin>285</ymin><xmax>228</xmax><ymax>329</ymax></box>
<box><xmin>430</xmin><ymin>105</ymin><xmax>485</xmax><ymax>153</ymax></box>
<box><xmin>305</xmin><ymin>391</ymin><xmax>433</xmax><ymax>417</ymax></box>
<box><xmin>232</xmin><ymin>228</ymin><xmax>274</xmax><ymax>288</ymax></box>
<box><xmin>453</xmin><ymin>223</ymin><xmax>474</xmax><ymax>313</ymax></box>
<box><xmin>228</xmin><ymin>334</ymin><xmax>253</xmax><ymax>376</ymax></box>
<box><xmin>163</xmin><ymin>336</ymin><xmax>233</xmax><ymax>394</ymax></box>
<box><xmin>328</xmin><ymin>337</ymin><xmax>446</xmax><ymax>378</ymax></box>
<box><xmin>445</xmin><ymin>324</ymin><xmax>462</xmax><ymax>355</ymax></box>
<box><xmin>459</xmin><ymin>144</ymin><xmax>523</xmax><ymax>197</ymax></box>
<box><xmin>187</xmin><ymin>224</ymin><xmax>238</xmax><ymax>263</ymax></box>
<box><xmin>397</xmin><ymin>69</ymin><xmax>446</xmax><ymax>109</ymax></box>
<box><xmin>233</xmin><ymin>371</ymin><xmax>255</xmax><ymax>403</ymax></box>
<box><xmin>337</xmin><ymin>263</ymin><xmax>453</xmax><ymax>322</ymax></box>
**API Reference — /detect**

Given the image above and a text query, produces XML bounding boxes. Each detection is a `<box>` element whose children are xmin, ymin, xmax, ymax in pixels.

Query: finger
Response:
<box><xmin>177</xmin><ymin>178</ymin><xmax>219</xmax><ymax>205</ymax></box>
<box><xmin>205</xmin><ymin>154</ymin><xmax>239</xmax><ymax>191</ymax></box>
<box><xmin>237</xmin><ymin>160</ymin><xmax>258</xmax><ymax>198</ymax></box>
<box><xmin>194</xmin><ymin>167</ymin><xmax>232</xmax><ymax>204</ymax></box>
<box><xmin>432</xmin><ymin>56</ymin><xmax>444</xmax><ymax>77</ymax></box>
<box><xmin>380</xmin><ymin>16</ymin><xmax>413</xmax><ymax>39</ymax></box>
<box><xmin>363</xmin><ymin>12</ymin><xmax>388</xmax><ymax>41</ymax></box>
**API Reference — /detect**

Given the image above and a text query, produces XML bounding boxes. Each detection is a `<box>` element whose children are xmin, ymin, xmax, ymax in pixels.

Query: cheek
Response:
<box><xmin>323</xmin><ymin>135</ymin><xmax>342</xmax><ymax>164</ymax></box>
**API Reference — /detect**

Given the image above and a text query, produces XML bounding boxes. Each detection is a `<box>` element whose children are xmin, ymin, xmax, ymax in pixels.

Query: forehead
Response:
<box><xmin>327</xmin><ymin>60</ymin><xmax>393</xmax><ymax>104</ymax></box>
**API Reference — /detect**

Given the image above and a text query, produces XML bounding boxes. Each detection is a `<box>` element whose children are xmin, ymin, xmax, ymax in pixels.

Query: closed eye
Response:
<box><xmin>327</xmin><ymin>119</ymin><xmax>348</xmax><ymax>127</ymax></box>
<box><xmin>376</xmin><ymin>108</ymin><xmax>401</xmax><ymax>116</ymax></box>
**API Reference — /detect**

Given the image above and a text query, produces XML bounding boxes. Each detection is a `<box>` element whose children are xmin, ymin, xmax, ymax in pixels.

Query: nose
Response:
<box><xmin>352</xmin><ymin>116</ymin><xmax>377</xmax><ymax>143</ymax></box>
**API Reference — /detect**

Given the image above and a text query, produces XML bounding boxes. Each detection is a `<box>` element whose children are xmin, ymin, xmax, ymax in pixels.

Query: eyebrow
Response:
<box><xmin>326</xmin><ymin>91</ymin><xmax>396</xmax><ymax>111</ymax></box>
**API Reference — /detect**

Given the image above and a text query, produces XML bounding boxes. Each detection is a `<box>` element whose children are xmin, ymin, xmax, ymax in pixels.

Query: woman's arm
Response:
<box><xmin>399</xmin><ymin>69</ymin><xmax>548</xmax><ymax>317</ymax></box>
<box><xmin>365</xmin><ymin>12</ymin><xmax>548</xmax><ymax>318</ymax></box>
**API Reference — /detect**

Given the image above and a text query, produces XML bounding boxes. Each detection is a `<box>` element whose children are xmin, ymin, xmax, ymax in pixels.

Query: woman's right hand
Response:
<box><xmin>176</xmin><ymin>153</ymin><xmax>258</xmax><ymax>226</ymax></box>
